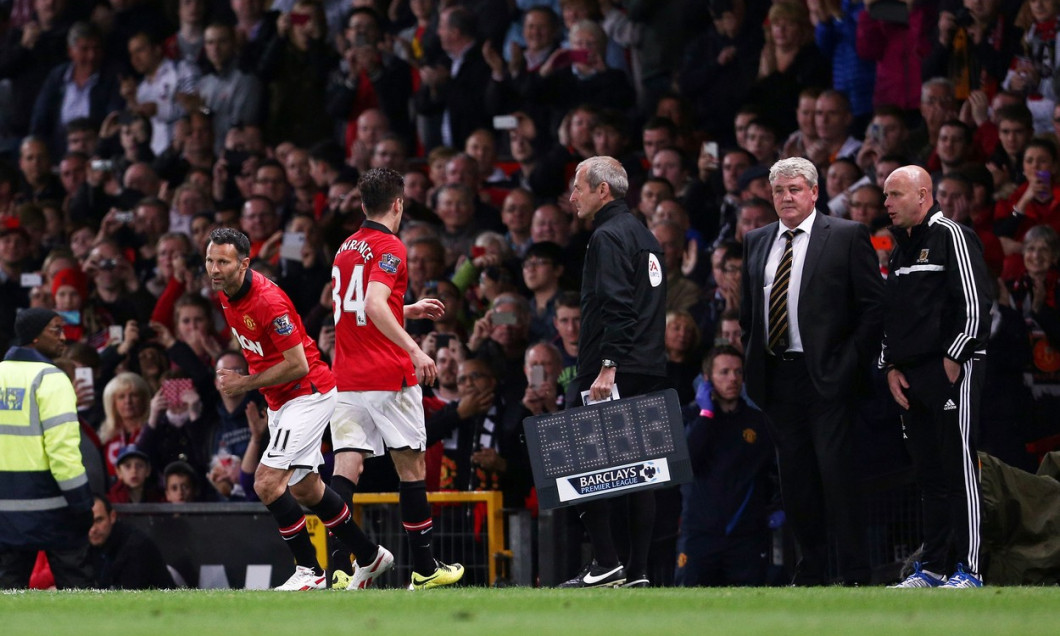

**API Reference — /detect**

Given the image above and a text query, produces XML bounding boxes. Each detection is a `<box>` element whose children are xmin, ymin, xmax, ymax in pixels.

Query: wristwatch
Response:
<box><xmin>601</xmin><ymin>359</ymin><xmax>617</xmax><ymax>369</ymax></box>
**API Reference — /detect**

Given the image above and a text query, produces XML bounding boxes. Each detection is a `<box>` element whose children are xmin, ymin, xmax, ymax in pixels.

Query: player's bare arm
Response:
<box><xmin>217</xmin><ymin>344</ymin><xmax>310</xmax><ymax>396</ymax></box>
<box><xmin>404</xmin><ymin>298</ymin><xmax>445</xmax><ymax>320</ymax></box>
<box><xmin>365</xmin><ymin>280</ymin><xmax>437</xmax><ymax>385</ymax></box>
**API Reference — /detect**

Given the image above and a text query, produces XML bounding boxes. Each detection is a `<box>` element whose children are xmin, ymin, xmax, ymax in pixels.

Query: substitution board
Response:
<box><xmin>524</xmin><ymin>389</ymin><xmax>692</xmax><ymax>510</ymax></box>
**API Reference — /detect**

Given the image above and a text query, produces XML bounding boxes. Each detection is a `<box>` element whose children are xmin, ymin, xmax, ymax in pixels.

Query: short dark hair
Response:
<box><xmin>348</xmin><ymin>6</ymin><xmax>383</xmax><ymax>30</ymax></box>
<box><xmin>164</xmin><ymin>460</ymin><xmax>198</xmax><ymax>483</ymax></box>
<box><xmin>939</xmin><ymin>119</ymin><xmax>973</xmax><ymax>145</ymax></box>
<box><xmin>94</xmin><ymin>494</ymin><xmax>113</xmax><ymax>514</ymax></box>
<box><xmin>701</xmin><ymin>344</ymin><xmax>743</xmax><ymax>375</ymax></box>
<box><xmin>643</xmin><ymin>116</ymin><xmax>678</xmax><ymax>140</ymax></box>
<box><xmin>746</xmin><ymin>118</ymin><xmax>780</xmax><ymax>139</ymax></box>
<box><xmin>829</xmin><ymin>157</ymin><xmax>862</xmax><ymax>180</ymax></box>
<box><xmin>209</xmin><ymin>227</ymin><xmax>251</xmax><ymax>259</ymax></box>
<box><xmin>873</xmin><ymin>104</ymin><xmax>906</xmax><ymax>122</ymax></box>
<box><xmin>593</xmin><ymin>109</ymin><xmax>629</xmax><ymax>137</ymax></box>
<box><xmin>818</xmin><ymin>89</ymin><xmax>851</xmax><ymax>113</ymax></box>
<box><xmin>739</xmin><ymin>196</ymin><xmax>773</xmax><ymax>213</ymax></box>
<box><xmin>556</xmin><ymin>290</ymin><xmax>580</xmax><ymax>310</ymax></box>
<box><xmin>524</xmin><ymin>241</ymin><xmax>563</xmax><ymax>266</ymax></box>
<box><xmin>996</xmin><ymin>104</ymin><xmax>1033</xmax><ymax>130</ymax></box>
<box><xmin>129</xmin><ymin>30</ymin><xmax>160</xmax><ymax>48</ymax></box>
<box><xmin>937</xmin><ymin>172</ymin><xmax>972</xmax><ymax>196</ymax></box>
<box><xmin>525</xmin><ymin>6</ymin><xmax>559</xmax><ymax>31</ymax></box>
<box><xmin>66</xmin><ymin>118</ymin><xmax>96</xmax><ymax>135</ymax></box>
<box><xmin>717</xmin><ymin>240</ymin><xmax>742</xmax><ymax>267</ymax></box>
<box><xmin>877</xmin><ymin>153</ymin><xmax>907</xmax><ymax>166</ymax></box>
<box><xmin>243</xmin><ymin>195</ymin><xmax>276</xmax><ymax>217</ymax></box>
<box><xmin>309</xmin><ymin>140</ymin><xmax>345</xmax><ymax>172</ymax></box>
<box><xmin>722</xmin><ymin>147</ymin><xmax>755</xmax><ymax>165</ymax></box>
<box><xmin>642</xmin><ymin>176</ymin><xmax>674</xmax><ymax>195</ymax></box>
<box><xmin>359</xmin><ymin>167</ymin><xmax>405</xmax><ymax>216</ymax></box>
<box><xmin>444</xmin><ymin>5</ymin><xmax>477</xmax><ymax>39</ymax></box>
<box><xmin>136</xmin><ymin>196</ymin><xmax>168</xmax><ymax>216</ymax></box>
<box><xmin>1027</xmin><ymin>137</ymin><xmax>1058</xmax><ymax>161</ymax></box>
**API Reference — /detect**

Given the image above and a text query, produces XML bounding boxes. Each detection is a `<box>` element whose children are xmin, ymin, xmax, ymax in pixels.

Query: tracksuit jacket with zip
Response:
<box><xmin>879</xmin><ymin>208</ymin><xmax>993</xmax><ymax>369</ymax></box>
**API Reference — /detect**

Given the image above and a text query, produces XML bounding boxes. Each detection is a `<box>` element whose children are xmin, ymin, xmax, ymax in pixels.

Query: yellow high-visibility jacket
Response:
<box><xmin>0</xmin><ymin>347</ymin><xmax>92</xmax><ymax>548</ymax></box>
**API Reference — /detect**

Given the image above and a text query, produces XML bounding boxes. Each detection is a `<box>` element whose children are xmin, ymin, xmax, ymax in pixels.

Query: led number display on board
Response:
<box><xmin>524</xmin><ymin>389</ymin><xmax>692</xmax><ymax>510</ymax></box>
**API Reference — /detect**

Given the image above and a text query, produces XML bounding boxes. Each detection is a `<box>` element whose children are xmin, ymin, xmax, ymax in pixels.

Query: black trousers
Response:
<box><xmin>0</xmin><ymin>541</ymin><xmax>92</xmax><ymax>589</ymax></box>
<box><xmin>763</xmin><ymin>354</ymin><xmax>870</xmax><ymax>585</ymax></box>
<box><xmin>566</xmin><ymin>372</ymin><xmax>668</xmax><ymax>576</ymax></box>
<box><xmin>899</xmin><ymin>356</ymin><xmax>983</xmax><ymax>576</ymax></box>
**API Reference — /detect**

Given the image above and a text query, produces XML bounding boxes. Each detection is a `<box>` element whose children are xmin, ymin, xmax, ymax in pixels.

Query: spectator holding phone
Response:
<box><xmin>258</xmin><ymin>1</ymin><xmax>335</xmax><ymax>147</ymax></box>
<box><xmin>467</xmin><ymin>292</ymin><xmax>532</xmax><ymax>397</ymax></box>
<box><xmin>325</xmin><ymin>7</ymin><xmax>415</xmax><ymax>157</ymax></box>
<box><xmin>528</xmin><ymin>19</ymin><xmax>634</xmax><ymax>138</ymax></box>
<box><xmin>520</xmin><ymin>341</ymin><xmax>565</xmax><ymax>416</ymax></box>
<box><xmin>83</xmin><ymin>240</ymin><xmax>155</xmax><ymax>333</ymax></box>
<box><xmin>138</xmin><ymin>372</ymin><xmax>209</xmax><ymax>477</ymax></box>
<box><xmin>995</xmin><ymin>137</ymin><xmax>1060</xmax><ymax>279</ymax></box>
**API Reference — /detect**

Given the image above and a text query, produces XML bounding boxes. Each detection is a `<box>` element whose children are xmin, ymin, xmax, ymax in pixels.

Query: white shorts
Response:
<box><xmin>261</xmin><ymin>388</ymin><xmax>337</xmax><ymax>485</ymax></box>
<box><xmin>331</xmin><ymin>385</ymin><xmax>426</xmax><ymax>457</ymax></box>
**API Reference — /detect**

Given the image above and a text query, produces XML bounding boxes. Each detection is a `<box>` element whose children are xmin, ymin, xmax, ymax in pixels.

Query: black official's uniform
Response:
<box><xmin>574</xmin><ymin>199</ymin><xmax>667</xmax><ymax>395</ymax></box>
<box><xmin>879</xmin><ymin>209</ymin><xmax>992</xmax><ymax>577</ymax></box>
<box><xmin>569</xmin><ymin>198</ymin><xmax>668</xmax><ymax>584</ymax></box>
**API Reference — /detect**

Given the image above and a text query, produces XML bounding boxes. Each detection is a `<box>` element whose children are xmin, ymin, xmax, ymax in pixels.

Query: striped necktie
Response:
<box><xmin>768</xmin><ymin>229</ymin><xmax>802</xmax><ymax>353</ymax></box>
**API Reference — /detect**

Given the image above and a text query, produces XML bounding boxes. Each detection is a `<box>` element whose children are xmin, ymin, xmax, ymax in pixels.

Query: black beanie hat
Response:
<box><xmin>15</xmin><ymin>308</ymin><xmax>60</xmax><ymax>345</ymax></box>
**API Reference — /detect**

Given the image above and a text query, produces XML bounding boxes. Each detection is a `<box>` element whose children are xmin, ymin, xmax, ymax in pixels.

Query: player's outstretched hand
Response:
<box><xmin>411</xmin><ymin>348</ymin><xmax>437</xmax><ymax>386</ymax></box>
<box><xmin>406</xmin><ymin>297</ymin><xmax>444</xmax><ymax>320</ymax></box>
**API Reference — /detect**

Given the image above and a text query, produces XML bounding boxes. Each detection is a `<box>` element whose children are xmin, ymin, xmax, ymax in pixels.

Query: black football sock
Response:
<box><xmin>327</xmin><ymin>476</ymin><xmax>358</xmax><ymax>574</ymax></box>
<box><xmin>578</xmin><ymin>498</ymin><xmax>620</xmax><ymax>569</ymax></box>
<box><xmin>626</xmin><ymin>489</ymin><xmax>656</xmax><ymax>577</ymax></box>
<box><xmin>266</xmin><ymin>489</ymin><xmax>321</xmax><ymax>573</ymax></box>
<box><xmin>399</xmin><ymin>480</ymin><xmax>436</xmax><ymax>576</ymax></box>
<box><xmin>309</xmin><ymin>485</ymin><xmax>378</xmax><ymax>566</ymax></box>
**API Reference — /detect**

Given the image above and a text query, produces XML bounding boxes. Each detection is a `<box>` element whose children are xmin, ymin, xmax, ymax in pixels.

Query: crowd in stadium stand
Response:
<box><xmin>2</xmin><ymin>0</ymin><xmax>1060</xmax><ymax>587</ymax></box>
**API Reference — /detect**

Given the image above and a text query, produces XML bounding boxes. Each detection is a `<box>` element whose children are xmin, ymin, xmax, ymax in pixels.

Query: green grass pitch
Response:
<box><xmin>3</xmin><ymin>587</ymin><xmax>1060</xmax><ymax>635</ymax></box>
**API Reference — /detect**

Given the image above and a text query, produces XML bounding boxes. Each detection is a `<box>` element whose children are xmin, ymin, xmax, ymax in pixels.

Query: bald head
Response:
<box><xmin>883</xmin><ymin>165</ymin><xmax>933</xmax><ymax>233</ymax></box>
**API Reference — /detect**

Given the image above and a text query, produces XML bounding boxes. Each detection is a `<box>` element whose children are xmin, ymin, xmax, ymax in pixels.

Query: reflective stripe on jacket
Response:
<box><xmin>0</xmin><ymin>346</ymin><xmax>92</xmax><ymax>548</ymax></box>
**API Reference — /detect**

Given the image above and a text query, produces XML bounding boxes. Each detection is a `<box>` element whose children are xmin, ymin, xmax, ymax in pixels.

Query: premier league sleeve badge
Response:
<box><xmin>380</xmin><ymin>253</ymin><xmax>401</xmax><ymax>274</ymax></box>
<box><xmin>273</xmin><ymin>313</ymin><xmax>295</xmax><ymax>336</ymax></box>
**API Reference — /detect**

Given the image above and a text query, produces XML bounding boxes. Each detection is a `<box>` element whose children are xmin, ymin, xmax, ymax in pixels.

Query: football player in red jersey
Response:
<box><xmin>205</xmin><ymin>227</ymin><xmax>382</xmax><ymax>591</ymax></box>
<box><xmin>329</xmin><ymin>168</ymin><xmax>464</xmax><ymax>590</ymax></box>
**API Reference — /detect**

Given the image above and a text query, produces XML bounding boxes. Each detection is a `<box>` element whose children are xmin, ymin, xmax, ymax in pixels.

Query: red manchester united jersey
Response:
<box><xmin>221</xmin><ymin>270</ymin><xmax>335</xmax><ymax>410</ymax></box>
<box><xmin>332</xmin><ymin>221</ymin><xmax>416</xmax><ymax>391</ymax></box>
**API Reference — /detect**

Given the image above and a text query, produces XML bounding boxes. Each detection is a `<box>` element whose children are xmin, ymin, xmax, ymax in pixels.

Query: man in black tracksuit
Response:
<box><xmin>879</xmin><ymin>166</ymin><xmax>992</xmax><ymax>588</ymax></box>
<box><xmin>560</xmin><ymin>156</ymin><xmax>668</xmax><ymax>588</ymax></box>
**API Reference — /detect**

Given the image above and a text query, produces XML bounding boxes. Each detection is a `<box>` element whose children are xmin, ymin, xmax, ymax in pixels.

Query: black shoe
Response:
<box><xmin>558</xmin><ymin>561</ymin><xmax>626</xmax><ymax>588</ymax></box>
<box><xmin>621</xmin><ymin>574</ymin><xmax>650</xmax><ymax>588</ymax></box>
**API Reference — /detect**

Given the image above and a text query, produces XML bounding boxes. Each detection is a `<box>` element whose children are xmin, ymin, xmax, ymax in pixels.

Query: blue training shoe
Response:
<box><xmin>888</xmin><ymin>562</ymin><xmax>946</xmax><ymax>588</ymax></box>
<box><xmin>942</xmin><ymin>563</ymin><xmax>983</xmax><ymax>588</ymax></box>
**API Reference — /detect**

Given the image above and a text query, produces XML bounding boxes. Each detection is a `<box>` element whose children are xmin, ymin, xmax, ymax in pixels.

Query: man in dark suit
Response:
<box><xmin>740</xmin><ymin>157</ymin><xmax>885</xmax><ymax>585</ymax></box>
<box><xmin>413</xmin><ymin>5</ymin><xmax>492</xmax><ymax>150</ymax></box>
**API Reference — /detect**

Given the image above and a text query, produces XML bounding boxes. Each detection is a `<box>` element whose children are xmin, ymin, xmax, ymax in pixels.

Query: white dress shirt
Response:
<box><xmin>762</xmin><ymin>211</ymin><xmax>816</xmax><ymax>353</ymax></box>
